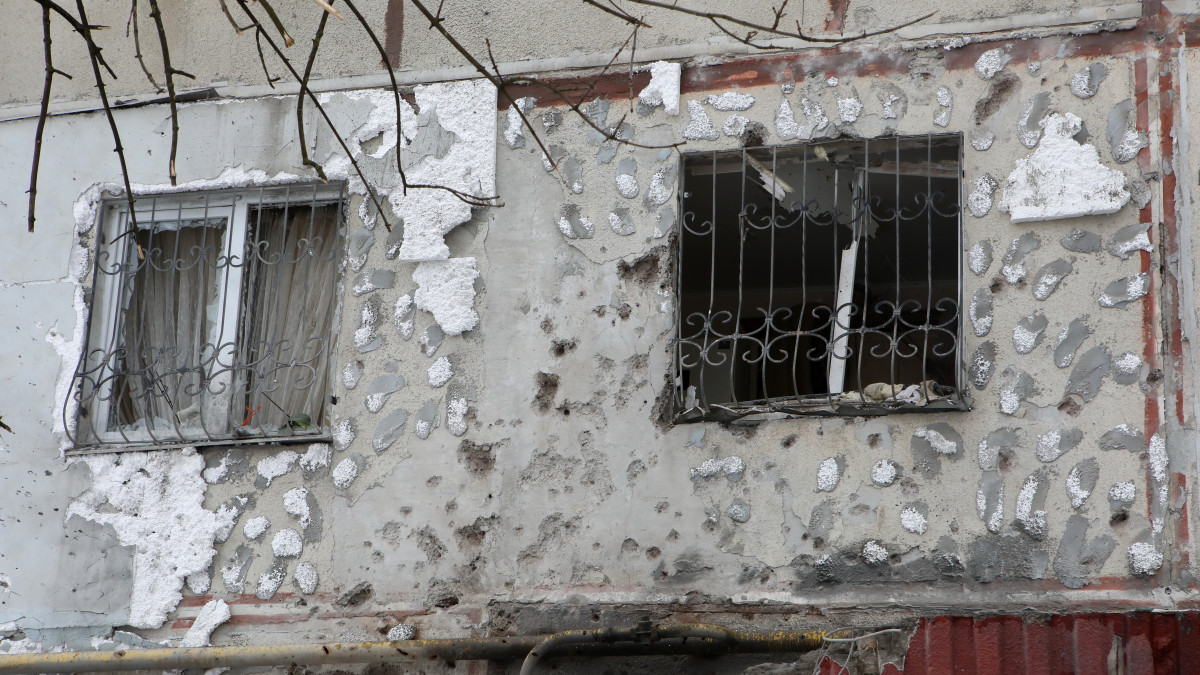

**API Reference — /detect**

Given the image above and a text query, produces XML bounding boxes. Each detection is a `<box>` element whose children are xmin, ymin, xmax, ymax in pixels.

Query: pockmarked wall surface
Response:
<box><xmin>0</xmin><ymin>1</ymin><xmax>1198</xmax><ymax>670</ymax></box>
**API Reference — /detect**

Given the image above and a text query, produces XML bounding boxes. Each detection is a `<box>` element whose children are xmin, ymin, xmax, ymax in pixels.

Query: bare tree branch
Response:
<box><xmin>126</xmin><ymin>1</ymin><xmax>162</xmax><ymax>92</ymax></box>
<box><xmin>257</xmin><ymin>0</ymin><xmax>295</xmax><ymax>47</ymax></box>
<box><xmin>234</xmin><ymin>0</ymin><xmax>394</xmax><ymax>230</ymax></box>
<box><xmin>297</xmin><ymin>1</ymin><xmax>334</xmax><ymax>182</ymax></box>
<box><xmin>147</xmin><ymin>0</ymin><xmax>195</xmax><ymax>186</ymax></box>
<box><xmin>28</xmin><ymin>6</ymin><xmax>72</xmax><ymax>233</ymax></box>
<box><xmin>580</xmin><ymin>0</ymin><xmax>651</xmax><ymax>28</ymax></box>
<box><xmin>74</xmin><ymin>0</ymin><xmax>138</xmax><ymax>229</ymax></box>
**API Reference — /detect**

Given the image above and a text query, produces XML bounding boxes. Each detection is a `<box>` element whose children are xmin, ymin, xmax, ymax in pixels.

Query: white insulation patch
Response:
<box><xmin>1001</xmin><ymin>113</ymin><xmax>1130</xmax><ymax>223</ymax></box>
<box><xmin>638</xmin><ymin>61</ymin><xmax>681</xmax><ymax>116</ymax></box>
<box><xmin>179</xmin><ymin>599</ymin><xmax>231</xmax><ymax>648</ymax></box>
<box><xmin>413</xmin><ymin>258</ymin><xmax>480</xmax><ymax>336</ymax></box>
<box><xmin>68</xmin><ymin>449</ymin><xmax>237</xmax><ymax>629</ymax></box>
<box><xmin>384</xmin><ymin>80</ymin><xmax>498</xmax><ymax>261</ymax></box>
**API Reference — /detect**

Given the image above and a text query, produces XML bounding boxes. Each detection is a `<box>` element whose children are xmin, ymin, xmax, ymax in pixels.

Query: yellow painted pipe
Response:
<box><xmin>0</xmin><ymin>624</ymin><xmax>833</xmax><ymax>673</ymax></box>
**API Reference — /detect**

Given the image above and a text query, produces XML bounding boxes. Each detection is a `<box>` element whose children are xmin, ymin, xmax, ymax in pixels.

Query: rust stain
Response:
<box><xmin>824</xmin><ymin>0</ymin><xmax>850</xmax><ymax>34</ymax></box>
<box><xmin>384</xmin><ymin>0</ymin><xmax>404</xmax><ymax>69</ymax></box>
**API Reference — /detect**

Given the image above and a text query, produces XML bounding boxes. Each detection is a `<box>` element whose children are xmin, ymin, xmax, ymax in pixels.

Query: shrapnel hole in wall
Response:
<box><xmin>675</xmin><ymin>135</ymin><xmax>966</xmax><ymax>419</ymax></box>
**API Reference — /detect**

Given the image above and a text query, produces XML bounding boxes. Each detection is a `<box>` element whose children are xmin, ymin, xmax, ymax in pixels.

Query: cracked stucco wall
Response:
<box><xmin>0</xmin><ymin>6</ymin><xmax>1197</xmax><ymax>661</ymax></box>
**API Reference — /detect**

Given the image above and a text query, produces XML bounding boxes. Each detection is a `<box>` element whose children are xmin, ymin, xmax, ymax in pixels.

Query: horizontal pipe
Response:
<box><xmin>0</xmin><ymin>624</ymin><xmax>832</xmax><ymax>674</ymax></box>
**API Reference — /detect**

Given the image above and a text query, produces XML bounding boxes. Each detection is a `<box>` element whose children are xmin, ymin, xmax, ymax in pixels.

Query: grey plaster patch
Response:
<box><xmin>686</xmin><ymin>428</ymin><xmax>706</xmax><ymax>448</ymax></box>
<box><xmin>971</xmin><ymin>130</ymin><xmax>995</xmax><ymax>151</ymax></box>
<box><xmin>655</xmin><ymin>206</ymin><xmax>676</xmax><ymax>238</ymax></box>
<box><xmin>1035</xmin><ymin>428</ymin><xmax>1082</xmax><ymax>462</ymax></box>
<box><xmin>1013</xmin><ymin>313</ymin><xmax>1048</xmax><ymax>354</ymax></box>
<box><xmin>1053</xmin><ymin>318</ymin><xmax>1091</xmax><ymax>368</ymax></box>
<box><xmin>969</xmin><ymin>341</ymin><xmax>996</xmax><ymax>390</ymax></box>
<box><xmin>808</xmin><ymin>500</ymin><xmax>837</xmax><ymax>540</ymax></box>
<box><xmin>935</xmin><ymin>537</ymin><xmax>965</xmax><ymax>575</ymax></box>
<box><xmin>969</xmin><ymin>240</ymin><xmax>993</xmax><ymax>276</ymax></box>
<box><xmin>220</xmin><ymin>545</ymin><xmax>254</xmax><ymax>594</ymax></box>
<box><xmin>977</xmin><ymin>470</ymin><xmax>1005</xmax><ymax>533</ymax></box>
<box><xmin>1107</xmin><ymin>98</ymin><xmax>1148</xmax><ymax>164</ymax></box>
<box><xmin>1065</xmin><ymin>346</ymin><xmax>1110</xmax><ymax>402</ymax></box>
<box><xmin>997</xmin><ymin>367</ymin><xmax>1034</xmax><ymax>415</ymax></box>
<box><xmin>727</xmin><ymin>498</ymin><xmax>752</xmax><ymax>523</ymax></box>
<box><xmin>911</xmin><ymin>422</ymin><xmax>962</xmax><ymax>478</ymax></box>
<box><xmin>365</xmin><ymin>374</ymin><xmax>406</xmax><ymax>414</ymax></box>
<box><xmin>384</xmin><ymin>225</ymin><xmax>404</xmax><ymax>260</ymax></box>
<box><xmin>969</xmin><ymin>534</ymin><xmax>1049</xmax><ymax>583</ymax></box>
<box><xmin>351</xmin><ymin>269</ymin><xmax>395</xmax><ymax>297</ymax></box>
<box><xmin>1031</xmin><ymin>259</ymin><xmax>1072</xmax><ymax>300</ymax></box>
<box><xmin>1017</xmin><ymin>92</ymin><xmax>1051</xmax><ymax>148</ymax></box>
<box><xmin>342</xmin><ymin>360</ymin><xmax>364</xmax><ymax>389</ymax></box>
<box><xmin>354</xmin><ymin>296</ymin><xmax>384</xmax><ymax>353</ymax></box>
<box><xmin>581</xmin><ymin>99</ymin><xmax>613</xmax><ymax>144</ymax></box>
<box><xmin>800</xmin><ymin>97</ymin><xmax>830</xmax><ymax>138</ymax></box>
<box><xmin>597</xmin><ymin>123</ymin><xmax>635</xmax><ymax>164</ymax></box>
<box><xmin>421</xmin><ymin>325</ymin><xmax>444</xmax><ymax>357</ymax></box>
<box><xmin>347</xmin><ymin>227</ymin><xmax>376</xmax><ymax>272</ymax></box>
<box><xmin>1112</xmin><ymin>352</ymin><xmax>1144</xmax><ymax>384</ymax></box>
<box><xmin>1066</xmin><ymin>458</ymin><xmax>1100</xmax><ymax>509</ymax></box>
<box><xmin>1001</xmin><ymin>232</ymin><xmax>1040</xmax><ymax>284</ymax></box>
<box><xmin>414</xmin><ymin>400</ymin><xmax>439</xmax><ymax>439</ymax></box>
<box><xmin>978</xmin><ymin>427</ymin><xmax>1019</xmax><ymax>471</ymax></box>
<box><xmin>556</xmin><ymin>203</ymin><xmax>594</xmax><ymax>239</ymax></box>
<box><xmin>1014</xmin><ymin>471</ymin><xmax>1050</xmax><ymax>539</ymax></box>
<box><xmin>1070</xmin><ymin>63</ymin><xmax>1108</xmax><ymax>99</ymax></box>
<box><xmin>1053</xmin><ymin>514</ymin><xmax>1116</xmax><ymax>588</ymax></box>
<box><xmin>608</xmin><ymin>208</ymin><xmax>635</xmax><ymax>236</ymax></box>
<box><xmin>203</xmin><ymin>448</ymin><xmax>249</xmax><ymax>484</ymax></box>
<box><xmin>373</xmin><ymin>408</ymin><xmax>409</xmax><ymax>453</ymax></box>
<box><xmin>872</xmin><ymin>81</ymin><xmax>906</xmax><ymax>121</ymax></box>
<box><xmin>1060</xmin><ymin>229</ymin><xmax>1103</xmax><ymax>253</ymax></box>
<box><xmin>562</xmin><ymin>156</ymin><xmax>584</xmax><ymax>194</ymax></box>
<box><xmin>968</xmin><ymin>175</ymin><xmax>998</xmax><ymax>217</ymax></box>
<box><xmin>542</xmin><ymin>144</ymin><xmax>568</xmax><ymax>172</ymax></box>
<box><xmin>970</xmin><ymin>288</ymin><xmax>993</xmax><ymax>337</ymax></box>
<box><xmin>254</xmin><ymin>561</ymin><xmax>288</xmax><ymax>601</ymax></box>
<box><xmin>504</xmin><ymin>96</ymin><xmax>535</xmax><ymax>149</ymax></box>
<box><xmin>1098</xmin><ymin>424</ymin><xmax>1144</xmax><ymax>452</ymax></box>
<box><xmin>975</xmin><ymin>48</ymin><xmax>1010</xmax><ymax>79</ymax></box>
<box><xmin>1106</xmin><ymin>223</ymin><xmax>1152</xmax><ymax>260</ymax></box>
<box><xmin>542</xmin><ymin>109</ymin><xmax>562</xmax><ymax>131</ymax></box>
<box><xmin>401</xmin><ymin>109</ymin><xmax>458</xmax><ymax>166</ymax></box>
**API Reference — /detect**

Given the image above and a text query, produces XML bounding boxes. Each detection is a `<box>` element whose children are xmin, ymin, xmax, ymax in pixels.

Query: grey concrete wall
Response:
<box><xmin>0</xmin><ymin>1</ymin><xmax>1196</xmax><ymax>667</ymax></box>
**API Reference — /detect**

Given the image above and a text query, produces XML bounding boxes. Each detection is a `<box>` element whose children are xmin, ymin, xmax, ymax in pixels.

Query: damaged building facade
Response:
<box><xmin>2</xmin><ymin>0</ymin><xmax>1200</xmax><ymax>671</ymax></box>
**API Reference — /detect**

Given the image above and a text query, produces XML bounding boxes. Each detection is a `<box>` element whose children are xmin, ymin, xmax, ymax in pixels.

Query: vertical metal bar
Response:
<box><xmin>790</xmin><ymin>146</ymin><xmax>808</xmax><ymax>404</ymax></box>
<box><xmin>764</xmin><ymin>147</ymin><xmax>778</xmax><ymax>406</ymax></box>
<box><xmin>855</xmin><ymin>138</ymin><xmax>870</xmax><ymax>405</ymax></box>
<box><xmin>729</xmin><ymin>150</ymin><xmax>747</xmax><ymax>406</ymax></box>
<box><xmin>698</xmin><ymin>152</ymin><xmax>718</xmax><ymax>409</ymax></box>
<box><xmin>890</xmin><ymin>137</ymin><xmax>901</xmax><ymax>399</ymax></box>
<box><xmin>956</xmin><ymin>136</ymin><xmax>965</xmax><ymax>400</ymax></box>
<box><xmin>921</xmin><ymin>135</ymin><xmax>933</xmax><ymax>403</ymax></box>
<box><xmin>675</xmin><ymin>159</ymin><xmax>686</xmax><ymax>411</ymax></box>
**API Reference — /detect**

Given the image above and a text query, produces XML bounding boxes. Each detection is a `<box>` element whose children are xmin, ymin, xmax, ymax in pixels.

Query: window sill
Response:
<box><xmin>66</xmin><ymin>429</ymin><xmax>330</xmax><ymax>456</ymax></box>
<box><xmin>673</xmin><ymin>392</ymin><xmax>972</xmax><ymax>424</ymax></box>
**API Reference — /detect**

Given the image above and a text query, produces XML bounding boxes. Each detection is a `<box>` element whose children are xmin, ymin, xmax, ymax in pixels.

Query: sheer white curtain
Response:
<box><xmin>239</xmin><ymin>203</ymin><xmax>340</xmax><ymax>429</ymax></box>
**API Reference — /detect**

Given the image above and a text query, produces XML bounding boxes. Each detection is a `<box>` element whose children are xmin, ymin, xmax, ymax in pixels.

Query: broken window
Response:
<box><xmin>675</xmin><ymin>135</ymin><xmax>967</xmax><ymax>420</ymax></box>
<box><xmin>69</xmin><ymin>185</ymin><xmax>346</xmax><ymax>450</ymax></box>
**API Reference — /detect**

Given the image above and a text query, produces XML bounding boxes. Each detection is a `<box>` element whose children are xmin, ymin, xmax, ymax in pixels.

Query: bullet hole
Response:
<box><xmin>621</xmin><ymin>538</ymin><xmax>639</xmax><ymax>554</ymax></box>
<box><xmin>646</xmin><ymin>547</ymin><xmax>662</xmax><ymax>560</ymax></box>
<box><xmin>616</xmin><ymin>303</ymin><xmax>632</xmax><ymax>320</ymax></box>
<box><xmin>655</xmin><ymin>501</ymin><xmax>669</xmax><ymax>513</ymax></box>
<box><xmin>867</xmin><ymin>433</ymin><xmax>881</xmax><ymax>448</ymax></box>
<box><xmin>741</xmin><ymin>122</ymin><xmax>766</xmax><ymax>148</ymax></box>
<box><xmin>1147</xmin><ymin>369</ymin><xmax>1164</xmax><ymax>384</ymax></box>
<box><xmin>592</xmin><ymin>612</ymin><xmax>601</xmax><ymax>622</ymax></box>
<box><xmin>458</xmin><ymin>440</ymin><xmax>496</xmax><ymax>476</ymax></box>
<box><xmin>667</xmin><ymin>529</ymin><xmax>679</xmax><ymax>541</ymax></box>
<box><xmin>1110</xmin><ymin>510</ymin><xmax>1129</xmax><ymax>525</ymax></box>
<box><xmin>426</xmin><ymin>476</ymin><xmax>442</xmax><ymax>488</ymax></box>
<box><xmin>813</xmin><ymin>537</ymin><xmax>825</xmax><ymax>550</ymax></box>
<box><xmin>990</xmin><ymin>277</ymin><xmax>1004</xmax><ymax>293</ymax></box>
<box><xmin>533</xmin><ymin>372</ymin><xmax>560</xmax><ymax>414</ymax></box>
<box><xmin>559</xmin><ymin>406</ymin><xmax>570</xmax><ymax>416</ymax></box>
<box><xmin>540</xmin><ymin>318</ymin><xmax>554</xmax><ymax>334</ymax></box>
<box><xmin>1057</xmin><ymin>397</ymin><xmax>1083</xmax><ymax>417</ymax></box>
<box><xmin>782</xmin><ymin>434</ymin><xmax>797</xmax><ymax>448</ymax></box>
<box><xmin>336</xmin><ymin>582</ymin><xmax>374</xmax><ymax>607</ymax></box>
<box><xmin>592</xmin><ymin>305</ymin><xmax>607</xmax><ymax>317</ymax></box>
<box><xmin>550</xmin><ymin>338</ymin><xmax>577</xmax><ymax>357</ymax></box>
<box><xmin>617</xmin><ymin>249</ymin><xmax>662</xmax><ymax>286</ymax></box>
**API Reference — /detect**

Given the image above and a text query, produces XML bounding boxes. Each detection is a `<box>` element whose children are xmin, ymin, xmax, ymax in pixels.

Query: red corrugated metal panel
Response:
<box><xmin>834</xmin><ymin>612</ymin><xmax>1200</xmax><ymax>674</ymax></box>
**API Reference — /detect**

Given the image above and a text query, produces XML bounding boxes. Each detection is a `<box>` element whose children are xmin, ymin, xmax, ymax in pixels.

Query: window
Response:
<box><xmin>675</xmin><ymin>135</ymin><xmax>967</xmax><ymax>420</ymax></box>
<box><xmin>69</xmin><ymin>185</ymin><xmax>346</xmax><ymax>450</ymax></box>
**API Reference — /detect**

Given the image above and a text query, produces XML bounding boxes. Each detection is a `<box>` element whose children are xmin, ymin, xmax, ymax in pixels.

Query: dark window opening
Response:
<box><xmin>675</xmin><ymin>135</ymin><xmax>966</xmax><ymax>420</ymax></box>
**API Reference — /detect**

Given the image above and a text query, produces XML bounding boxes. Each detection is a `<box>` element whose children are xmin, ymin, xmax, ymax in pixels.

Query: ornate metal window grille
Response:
<box><xmin>675</xmin><ymin>135</ymin><xmax>967</xmax><ymax>421</ymax></box>
<box><xmin>68</xmin><ymin>184</ymin><xmax>347</xmax><ymax>452</ymax></box>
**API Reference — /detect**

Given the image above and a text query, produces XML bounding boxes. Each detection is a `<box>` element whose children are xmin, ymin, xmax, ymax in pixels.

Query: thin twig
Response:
<box><xmin>297</xmin><ymin>1</ymin><xmax>333</xmax><ymax>182</ymax></box>
<box><xmin>618</xmin><ymin>0</ymin><xmax>933</xmax><ymax>46</ymax></box>
<box><xmin>126</xmin><ymin>1</ymin><xmax>162</xmax><ymax>91</ymax></box>
<box><xmin>29</xmin><ymin>0</ymin><xmax>118</xmax><ymax>79</ymax></box>
<box><xmin>257</xmin><ymin>0</ymin><xmax>295</xmax><ymax>47</ymax></box>
<box><xmin>29</xmin><ymin>6</ymin><xmax>72</xmax><ymax>233</ymax></box>
<box><xmin>148</xmin><ymin>0</ymin><xmax>195</xmax><ymax>186</ymax></box>
<box><xmin>216</xmin><ymin>0</ymin><xmax>249</xmax><ymax>32</ymax></box>
<box><xmin>253</xmin><ymin>25</ymin><xmax>280</xmax><ymax>87</ymax></box>
<box><xmin>75</xmin><ymin>0</ymin><xmax>138</xmax><ymax>228</ymax></box>
<box><xmin>235</xmin><ymin>0</ymin><xmax>393</xmax><ymax>230</ymax></box>
<box><xmin>580</xmin><ymin>0</ymin><xmax>651</xmax><ymax>27</ymax></box>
